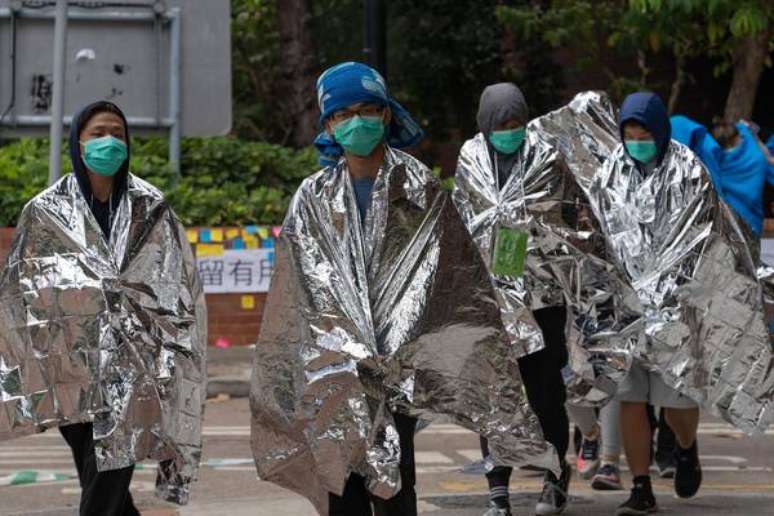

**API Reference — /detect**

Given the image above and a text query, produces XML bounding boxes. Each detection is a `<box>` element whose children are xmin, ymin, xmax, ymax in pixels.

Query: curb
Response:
<box><xmin>206</xmin><ymin>377</ymin><xmax>250</xmax><ymax>399</ymax></box>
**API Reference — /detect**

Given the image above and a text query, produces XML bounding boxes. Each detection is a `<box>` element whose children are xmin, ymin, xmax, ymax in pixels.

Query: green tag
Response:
<box><xmin>491</xmin><ymin>227</ymin><xmax>528</xmax><ymax>277</ymax></box>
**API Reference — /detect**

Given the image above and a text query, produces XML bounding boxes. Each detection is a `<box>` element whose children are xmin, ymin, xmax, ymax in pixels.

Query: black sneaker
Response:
<box><xmin>655</xmin><ymin>453</ymin><xmax>676</xmax><ymax>478</ymax></box>
<box><xmin>616</xmin><ymin>478</ymin><xmax>658</xmax><ymax>515</ymax></box>
<box><xmin>654</xmin><ymin>425</ymin><xmax>676</xmax><ymax>479</ymax></box>
<box><xmin>535</xmin><ymin>463</ymin><xmax>571</xmax><ymax>515</ymax></box>
<box><xmin>482</xmin><ymin>501</ymin><xmax>512</xmax><ymax>516</ymax></box>
<box><xmin>674</xmin><ymin>440</ymin><xmax>702</xmax><ymax>498</ymax></box>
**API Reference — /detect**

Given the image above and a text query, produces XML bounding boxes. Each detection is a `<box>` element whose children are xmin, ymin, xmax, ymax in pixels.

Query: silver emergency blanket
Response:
<box><xmin>0</xmin><ymin>173</ymin><xmax>207</xmax><ymax>503</ymax></box>
<box><xmin>538</xmin><ymin>91</ymin><xmax>774</xmax><ymax>432</ymax></box>
<box><xmin>453</xmin><ymin>130</ymin><xmax>637</xmax><ymax>405</ymax></box>
<box><xmin>251</xmin><ymin>148</ymin><xmax>559</xmax><ymax>514</ymax></box>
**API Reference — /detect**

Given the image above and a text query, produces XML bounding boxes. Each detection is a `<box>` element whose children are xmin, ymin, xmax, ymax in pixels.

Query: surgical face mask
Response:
<box><xmin>333</xmin><ymin>115</ymin><xmax>385</xmax><ymax>157</ymax></box>
<box><xmin>81</xmin><ymin>136</ymin><xmax>128</xmax><ymax>176</ymax></box>
<box><xmin>489</xmin><ymin>127</ymin><xmax>526</xmax><ymax>155</ymax></box>
<box><xmin>625</xmin><ymin>139</ymin><xmax>657</xmax><ymax>164</ymax></box>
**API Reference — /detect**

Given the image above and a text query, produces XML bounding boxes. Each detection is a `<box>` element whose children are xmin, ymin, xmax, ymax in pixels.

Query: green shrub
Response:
<box><xmin>0</xmin><ymin>137</ymin><xmax>318</xmax><ymax>226</ymax></box>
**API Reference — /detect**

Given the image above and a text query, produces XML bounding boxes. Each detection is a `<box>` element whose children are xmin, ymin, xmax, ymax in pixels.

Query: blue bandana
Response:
<box><xmin>314</xmin><ymin>62</ymin><xmax>424</xmax><ymax>166</ymax></box>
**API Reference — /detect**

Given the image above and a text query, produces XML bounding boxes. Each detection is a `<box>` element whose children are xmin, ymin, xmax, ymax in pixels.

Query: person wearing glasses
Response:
<box><xmin>250</xmin><ymin>62</ymin><xmax>559</xmax><ymax>516</ymax></box>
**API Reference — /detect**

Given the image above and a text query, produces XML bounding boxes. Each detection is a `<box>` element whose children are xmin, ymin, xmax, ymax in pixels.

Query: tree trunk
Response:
<box><xmin>276</xmin><ymin>0</ymin><xmax>320</xmax><ymax>148</ymax></box>
<box><xmin>723</xmin><ymin>28</ymin><xmax>771</xmax><ymax>123</ymax></box>
<box><xmin>667</xmin><ymin>54</ymin><xmax>686</xmax><ymax>114</ymax></box>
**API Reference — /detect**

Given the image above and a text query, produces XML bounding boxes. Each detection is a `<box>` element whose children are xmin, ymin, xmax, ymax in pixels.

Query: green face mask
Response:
<box><xmin>625</xmin><ymin>140</ymin><xmax>657</xmax><ymax>164</ymax></box>
<box><xmin>489</xmin><ymin>127</ymin><xmax>526</xmax><ymax>155</ymax></box>
<box><xmin>81</xmin><ymin>136</ymin><xmax>128</xmax><ymax>176</ymax></box>
<box><xmin>333</xmin><ymin>115</ymin><xmax>385</xmax><ymax>157</ymax></box>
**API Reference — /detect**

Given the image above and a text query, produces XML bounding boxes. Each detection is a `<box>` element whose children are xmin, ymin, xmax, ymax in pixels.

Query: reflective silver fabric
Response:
<box><xmin>453</xmin><ymin>128</ymin><xmax>636</xmax><ymax>405</ymax></box>
<box><xmin>529</xmin><ymin>91</ymin><xmax>621</xmax><ymax>192</ymax></box>
<box><xmin>0</xmin><ymin>174</ymin><xmax>207</xmax><ymax>504</ymax></box>
<box><xmin>537</xmin><ymin>91</ymin><xmax>773</xmax><ymax>432</ymax></box>
<box><xmin>591</xmin><ymin>141</ymin><xmax>774</xmax><ymax>432</ymax></box>
<box><xmin>251</xmin><ymin>148</ymin><xmax>558</xmax><ymax>514</ymax></box>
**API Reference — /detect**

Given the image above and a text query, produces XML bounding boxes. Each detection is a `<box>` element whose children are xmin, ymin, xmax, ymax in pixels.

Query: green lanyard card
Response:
<box><xmin>491</xmin><ymin>226</ymin><xmax>528</xmax><ymax>277</ymax></box>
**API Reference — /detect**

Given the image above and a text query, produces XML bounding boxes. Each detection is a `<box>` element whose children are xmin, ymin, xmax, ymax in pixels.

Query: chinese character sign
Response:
<box><xmin>196</xmin><ymin>249</ymin><xmax>274</xmax><ymax>293</ymax></box>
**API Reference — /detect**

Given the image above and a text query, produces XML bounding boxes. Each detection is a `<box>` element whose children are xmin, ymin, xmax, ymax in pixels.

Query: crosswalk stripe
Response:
<box><xmin>0</xmin><ymin>459</ymin><xmax>74</xmax><ymax>465</ymax></box>
<box><xmin>6</xmin><ymin>422</ymin><xmax>773</xmax><ymax>438</ymax></box>
<box><xmin>0</xmin><ymin>446</ymin><xmax>69</xmax><ymax>451</ymax></box>
<box><xmin>414</xmin><ymin>451</ymin><xmax>454</xmax><ymax>464</ymax></box>
<box><xmin>453</xmin><ymin>449</ymin><xmax>482</xmax><ymax>462</ymax></box>
<box><xmin>0</xmin><ymin>451</ymin><xmax>72</xmax><ymax>458</ymax></box>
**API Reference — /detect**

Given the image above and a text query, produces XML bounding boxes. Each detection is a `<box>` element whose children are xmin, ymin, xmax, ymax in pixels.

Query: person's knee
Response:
<box><xmin>664</xmin><ymin>406</ymin><xmax>697</xmax><ymax>421</ymax></box>
<box><xmin>663</xmin><ymin>407</ymin><xmax>699</xmax><ymax>434</ymax></box>
<box><xmin>620</xmin><ymin>401</ymin><xmax>646</xmax><ymax>416</ymax></box>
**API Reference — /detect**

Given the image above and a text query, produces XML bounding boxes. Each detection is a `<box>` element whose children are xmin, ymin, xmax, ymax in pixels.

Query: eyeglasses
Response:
<box><xmin>330</xmin><ymin>104</ymin><xmax>385</xmax><ymax>124</ymax></box>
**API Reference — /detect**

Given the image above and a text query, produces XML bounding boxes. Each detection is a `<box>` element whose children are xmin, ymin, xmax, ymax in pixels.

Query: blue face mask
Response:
<box><xmin>489</xmin><ymin>127</ymin><xmax>526</xmax><ymax>155</ymax></box>
<box><xmin>625</xmin><ymin>140</ymin><xmax>657</xmax><ymax>164</ymax></box>
<box><xmin>333</xmin><ymin>115</ymin><xmax>386</xmax><ymax>157</ymax></box>
<box><xmin>81</xmin><ymin>136</ymin><xmax>128</xmax><ymax>176</ymax></box>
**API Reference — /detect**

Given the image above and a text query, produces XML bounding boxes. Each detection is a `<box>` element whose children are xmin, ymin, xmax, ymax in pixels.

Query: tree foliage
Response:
<box><xmin>498</xmin><ymin>0</ymin><xmax>773</xmax><ymax>116</ymax></box>
<box><xmin>231</xmin><ymin>0</ymin><xmax>287</xmax><ymax>142</ymax></box>
<box><xmin>0</xmin><ymin>137</ymin><xmax>317</xmax><ymax>226</ymax></box>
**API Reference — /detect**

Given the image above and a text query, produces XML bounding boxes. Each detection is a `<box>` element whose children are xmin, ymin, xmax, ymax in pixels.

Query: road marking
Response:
<box><xmin>414</xmin><ymin>451</ymin><xmax>454</xmax><ymax>464</ymax></box>
<box><xmin>456</xmin><ymin>449</ymin><xmax>483</xmax><ymax>461</ymax></box>
<box><xmin>700</xmin><ymin>455</ymin><xmax>748</xmax><ymax>464</ymax></box>
<box><xmin>6</xmin><ymin>422</ymin><xmax>773</xmax><ymax>440</ymax></box>
<box><xmin>0</xmin><ymin>470</ymin><xmax>76</xmax><ymax>486</ymax></box>
<box><xmin>0</xmin><ymin>459</ymin><xmax>74</xmax><ymax>465</ymax></box>
<box><xmin>0</xmin><ymin>446</ymin><xmax>70</xmax><ymax>451</ymax></box>
<box><xmin>0</xmin><ymin>451</ymin><xmax>72</xmax><ymax>458</ymax></box>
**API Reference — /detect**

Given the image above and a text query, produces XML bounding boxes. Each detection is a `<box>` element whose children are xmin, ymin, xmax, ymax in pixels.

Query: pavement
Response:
<box><xmin>2</xmin><ymin>348</ymin><xmax>774</xmax><ymax>515</ymax></box>
<box><xmin>204</xmin><ymin>346</ymin><xmax>253</xmax><ymax>399</ymax></box>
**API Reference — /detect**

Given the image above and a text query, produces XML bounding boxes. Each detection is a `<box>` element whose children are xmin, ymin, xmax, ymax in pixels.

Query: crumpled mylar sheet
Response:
<box><xmin>453</xmin><ymin>124</ymin><xmax>638</xmax><ymax>406</ymax></box>
<box><xmin>0</xmin><ymin>174</ymin><xmax>207</xmax><ymax>504</ymax></box>
<box><xmin>250</xmin><ymin>148</ymin><xmax>559</xmax><ymax>514</ymax></box>
<box><xmin>544</xmin><ymin>91</ymin><xmax>774</xmax><ymax>432</ymax></box>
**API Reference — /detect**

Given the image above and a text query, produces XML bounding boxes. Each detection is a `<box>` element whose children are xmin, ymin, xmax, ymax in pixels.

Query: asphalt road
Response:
<box><xmin>2</xmin><ymin>398</ymin><xmax>773</xmax><ymax>516</ymax></box>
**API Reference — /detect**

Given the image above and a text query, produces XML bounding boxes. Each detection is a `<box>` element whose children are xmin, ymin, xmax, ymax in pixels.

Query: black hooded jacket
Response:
<box><xmin>68</xmin><ymin>101</ymin><xmax>130</xmax><ymax>239</ymax></box>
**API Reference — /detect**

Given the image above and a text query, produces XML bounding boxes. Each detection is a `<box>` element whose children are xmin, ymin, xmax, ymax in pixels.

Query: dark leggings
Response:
<box><xmin>328</xmin><ymin>413</ymin><xmax>418</xmax><ymax>516</ymax></box>
<box><xmin>59</xmin><ymin>423</ymin><xmax>139</xmax><ymax>516</ymax></box>
<box><xmin>481</xmin><ymin>306</ymin><xmax>570</xmax><ymax>487</ymax></box>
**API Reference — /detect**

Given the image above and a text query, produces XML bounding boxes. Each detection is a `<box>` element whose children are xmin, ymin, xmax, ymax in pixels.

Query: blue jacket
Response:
<box><xmin>670</xmin><ymin>115</ymin><xmax>724</xmax><ymax>198</ymax></box>
<box><xmin>719</xmin><ymin>123</ymin><xmax>774</xmax><ymax>235</ymax></box>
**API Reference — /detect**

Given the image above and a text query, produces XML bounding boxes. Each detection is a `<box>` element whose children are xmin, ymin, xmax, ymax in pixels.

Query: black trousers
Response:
<box><xmin>59</xmin><ymin>423</ymin><xmax>139</xmax><ymax>516</ymax></box>
<box><xmin>328</xmin><ymin>413</ymin><xmax>418</xmax><ymax>516</ymax></box>
<box><xmin>481</xmin><ymin>306</ymin><xmax>571</xmax><ymax>487</ymax></box>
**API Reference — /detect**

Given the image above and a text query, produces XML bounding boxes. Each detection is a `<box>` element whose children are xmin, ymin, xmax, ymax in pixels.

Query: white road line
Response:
<box><xmin>0</xmin><ymin>468</ymin><xmax>156</xmax><ymax>476</ymax></box>
<box><xmin>420</xmin><ymin>425</ymin><xmax>471</xmax><ymax>436</ymax></box>
<box><xmin>414</xmin><ymin>451</ymin><xmax>454</xmax><ymax>464</ymax></box>
<box><xmin>4</xmin><ymin>422</ymin><xmax>773</xmax><ymax>442</ymax></box>
<box><xmin>0</xmin><ymin>446</ymin><xmax>70</xmax><ymax>451</ymax></box>
<box><xmin>455</xmin><ymin>449</ymin><xmax>483</xmax><ymax>462</ymax></box>
<box><xmin>415</xmin><ymin>466</ymin><xmax>460</xmax><ymax>474</ymax></box>
<box><xmin>700</xmin><ymin>455</ymin><xmax>748</xmax><ymax>464</ymax></box>
<box><xmin>0</xmin><ymin>451</ymin><xmax>72</xmax><ymax>458</ymax></box>
<box><xmin>0</xmin><ymin>459</ymin><xmax>75</xmax><ymax>465</ymax></box>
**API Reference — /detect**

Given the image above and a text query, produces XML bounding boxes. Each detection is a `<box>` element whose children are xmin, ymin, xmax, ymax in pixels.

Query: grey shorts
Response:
<box><xmin>618</xmin><ymin>360</ymin><xmax>697</xmax><ymax>409</ymax></box>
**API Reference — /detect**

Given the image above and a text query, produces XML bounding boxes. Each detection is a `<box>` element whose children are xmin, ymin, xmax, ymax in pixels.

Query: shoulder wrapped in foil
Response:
<box><xmin>453</xmin><ymin>128</ymin><xmax>637</xmax><ymax>405</ymax></box>
<box><xmin>250</xmin><ymin>148</ymin><xmax>558</xmax><ymax>514</ymax></box>
<box><xmin>539</xmin><ymin>91</ymin><xmax>773</xmax><ymax>432</ymax></box>
<box><xmin>0</xmin><ymin>174</ymin><xmax>207</xmax><ymax>504</ymax></box>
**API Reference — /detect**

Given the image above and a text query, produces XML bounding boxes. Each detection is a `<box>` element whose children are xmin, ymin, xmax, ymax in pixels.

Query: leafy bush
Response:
<box><xmin>0</xmin><ymin>137</ymin><xmax>318</xmax><ymax>226</ymax></box>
